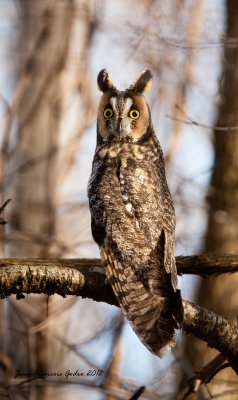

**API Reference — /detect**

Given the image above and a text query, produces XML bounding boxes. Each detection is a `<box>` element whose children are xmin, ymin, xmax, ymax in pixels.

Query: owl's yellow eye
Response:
<box><xmin>104</xmin><ymin>108</ymin><xmax>113</xmax><ymax>119</ymax></box>
<box><xmin>129</xmin><ymin>109</ymin><xmax>140</xmax><ymax>119</ymax></box>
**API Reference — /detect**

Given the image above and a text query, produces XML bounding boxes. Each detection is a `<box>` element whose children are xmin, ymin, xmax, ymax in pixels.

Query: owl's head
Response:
<box><xmin>97</xmin><ymin>69</ymin><xmax>153</xmax><ymax>144</ymax></box>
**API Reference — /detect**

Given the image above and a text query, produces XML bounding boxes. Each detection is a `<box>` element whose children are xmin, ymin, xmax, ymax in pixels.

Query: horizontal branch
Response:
<box><xmin>0</xmin><ymin>253</ymin><xmax>238</xmax><ymax>279</ymax></box>
<box><xmin>0</xmin><ymin>257</ymin><xmax>238</xmax><ymax>373</ymax></box>
<box><xmin>176</xmin><ymin>254</ymin><xmax>238</xmax><ymax>275</ymax></box>
<box><xmin>0</xmin><ymin>258</ymin><xmax>117</xmax><ymax>304</ymax></box>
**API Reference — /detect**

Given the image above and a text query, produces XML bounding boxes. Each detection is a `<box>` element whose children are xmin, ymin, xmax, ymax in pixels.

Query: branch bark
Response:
<box><xmin>181</xmin><ymin>301</ymin><xmax>238</xmax><ymax>374</ymax></box>
<box><xmin>0</xmin><ymin>257</ymin><xmax>237</xmax><ymax>373</ymax></box>
<box><xmin>1</xmin><ymin>253</ymin><xmax>238</xmax><ymax>281</ymax></box>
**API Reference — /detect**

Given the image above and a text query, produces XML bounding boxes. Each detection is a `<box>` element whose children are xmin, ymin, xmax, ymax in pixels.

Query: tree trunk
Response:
<box><xmin>184</xmin><ymin>0</ymin><xmax>238</xmax><ymax>398</ymax></box>
<box><xmin>1</xmin><ymin>1</ymin><xmax>74</xmax><ymax>398</ymax></box>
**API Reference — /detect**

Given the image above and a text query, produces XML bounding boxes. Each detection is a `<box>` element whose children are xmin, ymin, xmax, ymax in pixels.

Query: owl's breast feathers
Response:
<box><xmin>88</xmin><ymin>134</ymin><xmax>177</xmax><ymax>357</ymax></box>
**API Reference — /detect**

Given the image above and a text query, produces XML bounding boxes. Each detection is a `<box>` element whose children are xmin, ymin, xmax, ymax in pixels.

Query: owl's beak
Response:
<box><xmin>117</xmin><ymin>118</ymin><xmax>123</xmax><ymax>136</ymax></box>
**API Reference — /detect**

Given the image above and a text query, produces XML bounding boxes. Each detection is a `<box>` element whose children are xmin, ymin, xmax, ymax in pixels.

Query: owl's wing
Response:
<box><xmin>159</xmin><ymin>193</ymin><xmax>177</xmax><ymax>291</ymax></box>
<box><xmin>164</xmin><ymin>229</ymin><xmax>177</xmax><ymax>291</ymax></box>
<box><xmin>118</xmin><ymin>156</ymin><xmax>177</xmax><ymax>291</ymax></box>
<box><xmin>89</xmin><ymin>155</ymin><xmax>176</xmax><ymax>357</ymax></box>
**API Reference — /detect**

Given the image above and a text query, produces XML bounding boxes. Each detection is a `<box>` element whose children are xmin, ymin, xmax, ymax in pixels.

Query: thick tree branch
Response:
<box><xmin>0</xmin><ymin>253</ymin><xmax>238</xmax><ymax>281</ymax></box>
<box><xmin>180</xmin><ymin>301</ymin><xmax>238</xmax><ymax>374</ymax></box>
<box><xmin>0</xmin><ymin>258</ymin><xmax>117</xmax><ymax>304</ymax></box>
<box><xmin>0</xmin><ymin>257</ymin><xmax>237</xmax><ymax>373</ymax></box>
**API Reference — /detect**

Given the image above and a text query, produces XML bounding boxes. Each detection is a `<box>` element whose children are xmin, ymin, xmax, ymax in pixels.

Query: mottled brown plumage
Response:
<box><xmin>88</xmin><ymin>69</ymin><xmax>177</xmax><ymax>357</ymax></box>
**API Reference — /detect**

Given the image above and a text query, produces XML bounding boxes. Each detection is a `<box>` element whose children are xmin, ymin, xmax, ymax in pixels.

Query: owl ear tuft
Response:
<box><xmin>97</xmin><ymin>69</ymin><xmax>114</xmax><ymax>93</ymax></box>
<box><xmin>129</xmin><ymin>69</ymin><xmax>153</xmax><ymax>94</ymax></box>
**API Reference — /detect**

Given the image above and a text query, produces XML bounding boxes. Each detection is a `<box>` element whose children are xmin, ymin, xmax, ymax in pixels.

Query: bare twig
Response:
<box><xmin>175</xmin><ymin>352</ymin><xmax>230</xmax><ymax>399</ymax></box>
<box><xmin>0</xmin><ymin>199</ymin><xmax>11</xmax><ymax>225</ymax></box>
<box><xmin>128</xmin><ymin>386</ymin><xmax>146</xmax><ymax>400</ymax></box>
<box><xmin>166</xmin><ymin>112</ymin><xmax>238</xmax><ymax>132</ymax></box>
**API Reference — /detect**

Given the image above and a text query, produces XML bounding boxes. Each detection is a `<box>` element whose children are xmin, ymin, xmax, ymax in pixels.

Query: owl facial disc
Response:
<box><xmin>97</xmin><ymin>69</ymin><xmax>153</xmax><ymax>143</ymax></box>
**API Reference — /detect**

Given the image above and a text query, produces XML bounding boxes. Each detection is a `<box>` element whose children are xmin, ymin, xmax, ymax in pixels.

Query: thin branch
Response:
<box><xmin>0</xmin><ymin>199</ymin><xmax>11</xmax><ymax>225</ymax></box>
<box><xmin>128</xmin><ymin>386</ymin><xmax>146</xmax><ymax>400</ymax></box>
<box><xmin>175</xmin><ymin>354</ymin><xmax>229</xmax><ymax>400</ymax></box>
<box><xmin>176</xmin><ymin>254</ymin><xmax>238</xmax><ymax>275</ymax></box>
<box><xmin>166</xmin><ymin>113</ymin><xmax>238</xmax><ymax>132</ymax></box>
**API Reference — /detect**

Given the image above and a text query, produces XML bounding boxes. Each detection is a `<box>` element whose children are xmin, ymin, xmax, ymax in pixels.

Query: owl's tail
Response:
<box><xmin>101</xmin><ymin>244</ymin><xmax>176</xmax><ymax>358</ymax></box>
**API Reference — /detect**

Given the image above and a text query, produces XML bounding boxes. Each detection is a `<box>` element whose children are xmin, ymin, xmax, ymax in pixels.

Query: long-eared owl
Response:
<box><xmin>88</xmin><ymin>69</ymin><xmax>177</xmax><ymax>357</ymax></box>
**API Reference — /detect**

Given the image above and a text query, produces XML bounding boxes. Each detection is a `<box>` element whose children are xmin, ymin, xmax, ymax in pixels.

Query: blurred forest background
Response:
<box><xmin>0</xmin><ymin>0</ymin><xmax>238</xmax><ymax>399</ymax></box>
